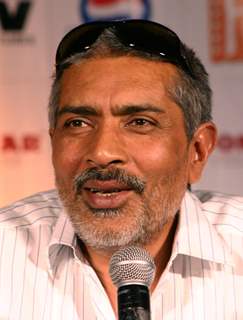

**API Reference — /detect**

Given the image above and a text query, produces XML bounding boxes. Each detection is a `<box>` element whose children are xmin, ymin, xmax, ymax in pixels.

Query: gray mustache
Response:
<box><xmin>74</xmin><ymin>168</ymin><xmax>145</xmax><ymax>194</ymax></box>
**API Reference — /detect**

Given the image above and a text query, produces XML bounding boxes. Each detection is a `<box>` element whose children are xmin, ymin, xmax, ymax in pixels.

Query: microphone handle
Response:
<box><xmin>118</xmin><ymin>284</ymin><xmax>151</xmax><ymax>320</ymax></box>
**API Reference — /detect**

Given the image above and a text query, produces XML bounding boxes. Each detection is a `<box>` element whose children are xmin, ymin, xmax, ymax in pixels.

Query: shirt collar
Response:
<box><xmin>47</xmin><ymin>207</ymin><xmax>81</xmax><ymax>276</ymax></box>
<box><xmin>172</xmin><ymin>191</ymin><xmax>234</xmax><ymax>266</ymax></box>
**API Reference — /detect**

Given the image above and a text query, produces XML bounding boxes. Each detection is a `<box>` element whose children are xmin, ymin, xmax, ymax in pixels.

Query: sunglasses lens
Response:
<box><xmin>116</xmin><ymin>21</ymin><xmax>180</xmax><ymax>58</ymax></box>
<box><xmin>56</xmin><ymin>22</ymin><xmax>110</xmax><ymax>64</ymax></box>
<box><xmin>56</xmin><ymin>20</ymin><xmax>192</xmax><ymax>77</ymax></box>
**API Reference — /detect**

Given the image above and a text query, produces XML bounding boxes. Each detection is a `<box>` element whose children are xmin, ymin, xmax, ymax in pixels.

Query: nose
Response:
<box><xmin>85</xmin><ymin>125</ymin><xmax>129</xmax><ymax>168</ymax></box>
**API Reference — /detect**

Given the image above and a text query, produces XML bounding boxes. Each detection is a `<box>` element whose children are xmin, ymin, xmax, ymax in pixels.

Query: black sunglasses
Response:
<box><xmin>55</xmin><ymin>19</ymin><xmax>193</xmax><ymax>78</ymax></box>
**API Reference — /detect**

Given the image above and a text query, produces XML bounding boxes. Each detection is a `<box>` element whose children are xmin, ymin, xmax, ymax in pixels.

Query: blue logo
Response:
<box><xmin>80</xmin><ymin>0</ymin><xmax>151</xmax><ymax>23</ymax></box>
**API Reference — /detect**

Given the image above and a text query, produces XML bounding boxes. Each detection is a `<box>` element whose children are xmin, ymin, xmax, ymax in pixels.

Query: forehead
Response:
<box><xmin>59</xmin><ymin>56</ymin><xmax>178</xmax><ymax>109</ymax></box>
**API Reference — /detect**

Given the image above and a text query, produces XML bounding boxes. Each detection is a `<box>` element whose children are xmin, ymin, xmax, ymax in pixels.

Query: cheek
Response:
<box><xmin>51</xmin><ymin>137</ymin><xmax>85</xmax><ymax>178</ymax></box>
<box><xmin>130</xmin><ymin>138</ymin><xmax>184</xmax><ymax>173</ymax></box>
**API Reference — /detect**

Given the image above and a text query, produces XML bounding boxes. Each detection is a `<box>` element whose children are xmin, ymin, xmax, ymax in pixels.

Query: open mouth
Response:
<box><xmin>85</xmin><ymin>187</ymin><xmax>129</xmax><ymax>196</ymax></box>
<box><xmin>81</xmin><ymin>181</ymin><xmax>133</xmax><ymax>208</ymax></box>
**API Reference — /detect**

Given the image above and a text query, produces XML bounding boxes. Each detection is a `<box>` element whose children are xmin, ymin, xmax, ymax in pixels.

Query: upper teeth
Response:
<box><xmin>89</xmin><ymin>188</ymin><xmax>121</xmax><ymax>193</ymax></box>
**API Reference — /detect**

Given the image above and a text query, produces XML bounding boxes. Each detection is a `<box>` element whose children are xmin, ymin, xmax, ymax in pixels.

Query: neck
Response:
<box><xmin>78</xmin><ymin>213</ymin><xmax>178</xmax><ymax>314</ymax></box>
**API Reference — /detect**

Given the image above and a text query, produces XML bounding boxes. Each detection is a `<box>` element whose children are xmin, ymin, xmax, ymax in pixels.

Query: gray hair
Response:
<box><xmin>48</xmin><ymin>29</ymin><xmax>212</xmax><ymax>140</ymax></box>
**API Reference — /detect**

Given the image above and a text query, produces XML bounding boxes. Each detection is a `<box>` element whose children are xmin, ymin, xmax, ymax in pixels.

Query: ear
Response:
<box><xmin>188</xmin><ymin>122</ymin><xmax>217</xmax><ymax>184</ymax></box>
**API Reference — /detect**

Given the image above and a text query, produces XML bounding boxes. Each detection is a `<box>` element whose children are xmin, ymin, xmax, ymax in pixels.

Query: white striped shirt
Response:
<box><xmin>0</xmin><ymin>189</ymin><xmax>242</xmax><ymax>320</ymax></box>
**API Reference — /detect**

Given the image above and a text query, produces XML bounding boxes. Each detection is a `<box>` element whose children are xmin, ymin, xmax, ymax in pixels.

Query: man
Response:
<box><xmin>0</xmin><ymin>20</ymin><xmax>242</xmax><ymax>319</ymax></box>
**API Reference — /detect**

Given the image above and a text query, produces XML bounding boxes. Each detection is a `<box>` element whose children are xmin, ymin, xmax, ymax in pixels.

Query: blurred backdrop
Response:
<box><xmin>0</xmin><ymin>0</ymin><xmax>243</xmax><ymax>206</ymax></box>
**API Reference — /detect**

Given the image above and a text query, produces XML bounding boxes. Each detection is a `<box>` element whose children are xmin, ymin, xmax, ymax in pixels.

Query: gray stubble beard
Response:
<box><xmin>56</xmin><ymin>172</ymin><xmax>186</xmax><ymax>251</ymax></box>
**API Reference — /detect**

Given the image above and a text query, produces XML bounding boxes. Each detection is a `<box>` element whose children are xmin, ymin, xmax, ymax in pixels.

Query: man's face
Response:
<box><xmin>51</xmin><ymin>56</ymin><xmax>192</xmax><ymax>250</ymax></box>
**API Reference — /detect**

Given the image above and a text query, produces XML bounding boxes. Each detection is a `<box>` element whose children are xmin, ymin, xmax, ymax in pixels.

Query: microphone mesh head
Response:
<box><xmin>109</xmin><ymin>246</ymin><xmax>155</xmax><ymax>288</ymax></box>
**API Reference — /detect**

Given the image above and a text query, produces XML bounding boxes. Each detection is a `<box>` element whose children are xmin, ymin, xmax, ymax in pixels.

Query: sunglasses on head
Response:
<box><xmin>55</xmin><ymin>19</ymin><xmax>194</xmax><ymax>78</ymax></box>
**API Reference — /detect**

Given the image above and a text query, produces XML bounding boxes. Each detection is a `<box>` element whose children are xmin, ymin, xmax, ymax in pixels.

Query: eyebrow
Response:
<box><xmin>56</xmin><ymin>103</ymin><xmax>165</xmax><ymax>119</ymax></box>
<box><xmin>112</xmin><ymin>104</ymin><xmax>166</xmax><ymax>116</ymax></box>
<box><xmin>57</xmin><ymin>105</ymin><xmax>100</xmax><ymax>118</ymax></box>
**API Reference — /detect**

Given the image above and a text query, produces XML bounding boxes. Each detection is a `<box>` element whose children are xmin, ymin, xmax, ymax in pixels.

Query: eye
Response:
<box><xmin>128</xmin><ymin>118</ymin><xmax>156</xmax><ymax>128</ymax></box>
<box><xmin>130</xmin><ymin>118</ymin><xmax>153</xmax><ymax>126</ymax></box>
<box><xmin>64</xmin><ymin>119</ymin><xmax>88</xmax><ymax>128</ymax></box>
<box><xmin>60</xmin><ymin>117</ymin><xmax>94</xmax><ymax>135</ymax></box>
<box><xmin>126</xmin><ymin>117</ymin><xmax>157</xmax><ymax>133</ymax></box>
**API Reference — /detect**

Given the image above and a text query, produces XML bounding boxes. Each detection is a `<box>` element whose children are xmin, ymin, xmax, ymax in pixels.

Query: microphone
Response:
<box><xmin>109</xmin><ymin>246</ymin><xmax>155</xmax><ymax>320</ymax></box>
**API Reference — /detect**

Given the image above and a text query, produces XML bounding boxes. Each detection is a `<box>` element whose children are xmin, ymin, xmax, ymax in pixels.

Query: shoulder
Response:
<box><xmin>192</xmin><ymin>190</ymin><xmax>243</xmax><ymax>267</ymax></box>
<box><xmin>193</xmin><ymin>190</ymin><xmax>243</xmax><ymax>233</ymax></box>
<box><xmin>0</xmin><ymin>190</ymin><xmax>62</xmax><ymax>229</ymax></box>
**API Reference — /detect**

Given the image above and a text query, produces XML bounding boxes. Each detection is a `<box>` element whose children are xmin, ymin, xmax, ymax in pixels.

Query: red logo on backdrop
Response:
<box><xmin>217</xmin><ymin>133</ymin><xmax>243</xmax><ymax>152</ymax></box>
<box><xmin>1</xmin><ymin>134</ymin><xmax>40</xmax><ymax>152</ymax></box>
<box><xmin>80</xmin><ymin>0</ymin><xmax>151</xmax><ymax>22</ymax></box>
<box><xmin>208</xmin><ymin>0</ymin><xmax>243</xmax><ymax>61</ymax></box>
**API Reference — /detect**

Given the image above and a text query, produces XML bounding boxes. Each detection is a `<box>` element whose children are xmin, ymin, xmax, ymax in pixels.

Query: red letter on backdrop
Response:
<box><xmin>2</xmin><ymin>136</ymin><xmax>17</xmax><ymax>151</ymax></box>
<box><xmin>22</xmin><ymin>135</ymin><xmax>39</xmax><ymax>151</ymax></box>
